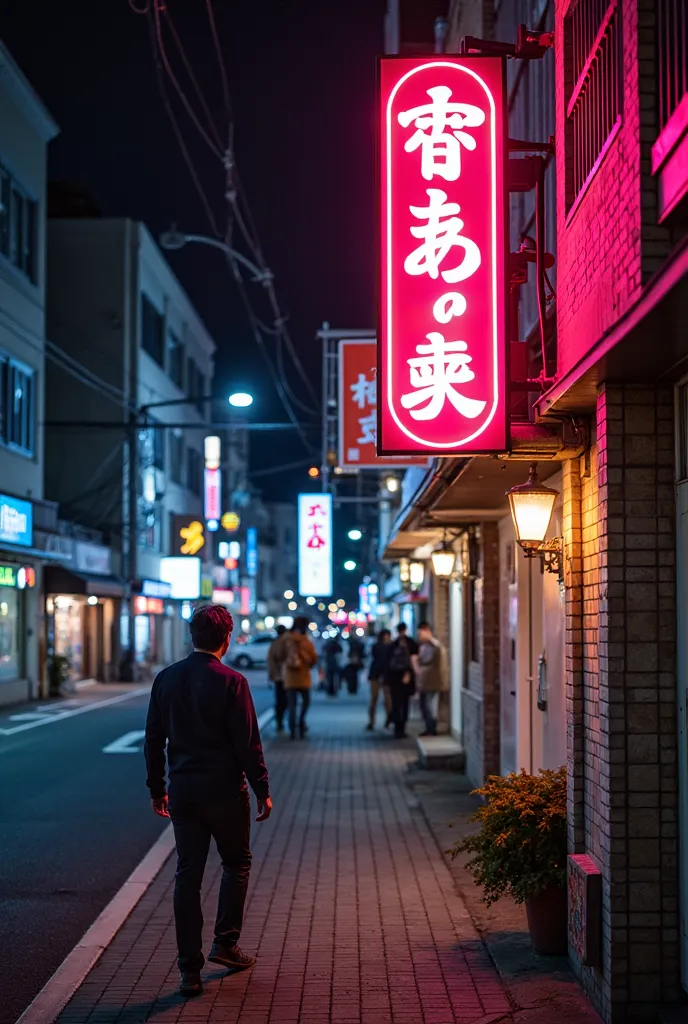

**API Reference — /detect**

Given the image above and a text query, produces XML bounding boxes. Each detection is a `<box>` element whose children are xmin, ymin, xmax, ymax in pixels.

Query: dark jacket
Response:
<box><xmin>368</xmin><ymin>640</ymin><xmax>391</xmax><ymax>681</ymax></box>
<box><xmin>144</xmin><ymin>651</ymin><xmax>270</xmax><ymax>803</ymax></box>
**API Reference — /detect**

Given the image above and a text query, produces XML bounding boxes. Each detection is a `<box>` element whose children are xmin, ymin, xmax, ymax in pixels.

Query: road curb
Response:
<box><xmin>17</xmin><ymin>704</ymin><xmax>276</xmax><ymax>1024</ymax></box>
<box><xmin>16</xmin><ymin>824</ymin><xmax>176</xmax><ymax>1024</ymax></box>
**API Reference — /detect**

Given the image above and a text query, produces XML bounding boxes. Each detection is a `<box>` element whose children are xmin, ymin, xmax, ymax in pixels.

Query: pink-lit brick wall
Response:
<box><xmin>564</xmin><ymin>386</ymin><xmax>680</xmax><ymax>1022</ymax></box>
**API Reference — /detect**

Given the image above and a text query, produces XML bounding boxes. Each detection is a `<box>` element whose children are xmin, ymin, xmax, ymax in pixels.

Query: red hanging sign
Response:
<box><xmin>378</xmin><ymin>57</ymin><xmax>508</xmax><ymax>455</ymax></box>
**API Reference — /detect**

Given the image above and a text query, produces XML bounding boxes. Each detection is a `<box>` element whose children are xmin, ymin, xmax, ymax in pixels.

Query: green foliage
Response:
<box><xmin>48</xmin><ymin>655</ymin><xmax>70</xmax><ymax>696</ymax></box>
<box><xmin>448</xmin><ymin>766</ymin><xmax>567</xmax><ymax>906</ymax></box>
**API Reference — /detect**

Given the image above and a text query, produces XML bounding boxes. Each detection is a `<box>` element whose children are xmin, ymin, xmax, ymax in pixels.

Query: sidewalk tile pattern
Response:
<box><xmin>56</xmin><ymin>698</ymin><xmax>513</xmax><ymax>1024</ymax></box>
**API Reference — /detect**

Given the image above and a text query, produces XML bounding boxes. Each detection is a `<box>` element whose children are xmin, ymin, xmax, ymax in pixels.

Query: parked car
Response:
<box><xmin>228</xmin><ymin>634</ymin><xmax>275</xmax><ymax>670</ymax></box>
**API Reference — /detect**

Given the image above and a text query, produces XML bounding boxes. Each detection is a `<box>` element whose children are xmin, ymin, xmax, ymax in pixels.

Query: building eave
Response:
<box><xmin>0</xmin><ymin>41</ymin><xmax>59</xmax><ymax>142</ymax></box>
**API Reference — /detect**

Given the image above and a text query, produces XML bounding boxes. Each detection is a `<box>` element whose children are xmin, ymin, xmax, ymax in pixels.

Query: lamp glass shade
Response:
<box><xmin>431</xmin><ymin>548</ymin><xmax>456</xmax><ymax>578</ymax></box>
<box><xmin>409</xmin><ymin>561</ymin><xmax>425</xmax><ymax>588</ymax></box>
<box><xmin>507</xmin><ymin>466</ymin><xmax>558</xmax><ymax>548</ymax></box>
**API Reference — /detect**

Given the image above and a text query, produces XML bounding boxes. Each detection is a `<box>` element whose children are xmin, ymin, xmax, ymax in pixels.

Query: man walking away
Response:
<box><xmin>367</xmin><ymin>628</ymin><xmax>392</xmax><ymax>730</ymax></box>
<box><xmin>273</xmin><ymin>616</ymin><xmax>317</xmax><ymax>739</ymax></box>
<box><xmin>267</xmin><ymin>624</ymin><xmax>288</xmax><ymax>732</ymax></box>
<box><xmin>322</xmin><ymin>632</ymin><xmax>343</xmax><ymax>696</ymax></box>
<box><xmin>386</xmin><ymin>623</ymin><xmax>418</xmax><ymax>739</ymax></box>
<box><xmin>344</xmin><ymin>633</ymin><xmax>365</xmax><ymax>694</ymax></box>
<box><xmin>416</xmin><ymin>621</ymin><xmax>448</xmax><ymax>736</ymax></box>
<box><xmin>144</xmin><ymin>605</ymin><xmax>272</xmax><ymax>998</ymax></box>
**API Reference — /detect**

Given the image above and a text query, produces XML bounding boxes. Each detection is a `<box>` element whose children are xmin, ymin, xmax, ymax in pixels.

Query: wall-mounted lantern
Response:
<box><xmin>506</xmin><ymin>463</ymin><xmax>562</xmax><ymax>575</ymax></box>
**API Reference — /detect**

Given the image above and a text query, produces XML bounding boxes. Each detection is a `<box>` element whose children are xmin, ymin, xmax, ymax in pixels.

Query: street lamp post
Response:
<box><xmin>159</xmin><ymin>229</ymin><xmax>273</xmax><ymax>286</ymax></box>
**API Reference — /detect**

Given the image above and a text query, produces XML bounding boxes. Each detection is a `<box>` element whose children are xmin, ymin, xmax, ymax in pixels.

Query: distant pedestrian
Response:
<box><xmin>386</xmin><ymin>623</ymin><xmax>418</xmax><ymax>739</ymax></box>
<box><xmin>267</xmin><ymin>624</ymin><xmax>288</xmax><ymax>733</ymax></box>
<box><xmin>416</xmin><ymin>621</ymin><xmax>448</xmax><ymax>737</ymax></box>
<box><xmin>322</xmin><ymin>633</ymin><xmax>343</xmax><ymax>696</ymax></box>
<box><xmin>343</xmin><ymin>633</ymin><xmax>365</xmax><ymax>694</ymax></box>
<box><xmin>367</xmin><ymin>628</ymin><xmax>392</xmax><ymax>730</ymax></box>
<box><xmin>271</xmin><ymin>616</ymin><xmax>318</xmax><ymax>739</ymax></box>
<box><xmin>144</xmin><ymin>605</ymin><xmax>271</xmax><ymax>998</ymax></box>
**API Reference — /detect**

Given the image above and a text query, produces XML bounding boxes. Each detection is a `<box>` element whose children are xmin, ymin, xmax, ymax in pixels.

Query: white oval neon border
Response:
<box><xmin>385</xmin><ymin>60</ymin><xmax>501</xmax><ymax>450</ymax></box>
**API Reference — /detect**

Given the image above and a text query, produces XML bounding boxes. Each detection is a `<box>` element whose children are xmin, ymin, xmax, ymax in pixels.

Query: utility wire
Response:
<box><xmin>205</xmin><ymin>0</ymin><xmax>233</xmax><ymax>130</ymax></box>
<box><xmin>151</xmin><ymin>0</ymin><xmax>223</xmax><ymax>158</ymax></box>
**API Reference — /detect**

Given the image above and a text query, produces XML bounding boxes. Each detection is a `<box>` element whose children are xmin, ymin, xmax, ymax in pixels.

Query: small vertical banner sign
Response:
<box><xmin>338</xmin><ymin>339</ymin><xmax>430</xmax><ymax>470</ymax></box>
<box><xmin>246</xmin><ymin>527</ymin><xmax>258</xmax><ymax>578</ymax></box>
<box><xmin>298</xmin><ymin>493</ymin><xmax>333</xmax><ymax>598</ymax></box>
<box><xmin>379</xmin><ymin>57</ymin><xmax>508</xmax><ymax>455</ymax></box>
<box><xmin>204</xmin><ymin>436</ymin><xmax>222</xmax><ymax>526</ymax></box>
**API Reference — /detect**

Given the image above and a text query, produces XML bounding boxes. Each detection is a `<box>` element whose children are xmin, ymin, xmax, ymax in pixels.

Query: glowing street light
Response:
<box><xmin>284</xmin><ymin>589</ymin><xmax>294</xmax><ymax>600</ymax></box>
<box><xmin>348</xmin><ymin>529</ymin><xmax>363</xmax><ymax>541</ymax></box>
<box><xmin>306</xmin><ymin>596</ymin><xmax>316</xmax><ymax>606</ymax></box>
<box><xmin>228</xmin><ymin>392</ymin><xmax>254</xmax><ymax>408</ymax></box>
<box><xmin>344</xmin><ymin>560</ymin><xmax>357</xmax><ymax>571</ymax></box>
<box><xmin>288</xmin><ymin>600</ymin><xmax>298</xmax><ymax>611</ymax></box>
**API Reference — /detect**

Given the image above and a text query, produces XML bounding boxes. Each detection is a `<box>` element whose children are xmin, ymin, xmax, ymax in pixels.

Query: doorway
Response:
<box><xmin>499</xmin><ymin>518</ymin><xmax>518</xmax><ymax>774</ymax></box>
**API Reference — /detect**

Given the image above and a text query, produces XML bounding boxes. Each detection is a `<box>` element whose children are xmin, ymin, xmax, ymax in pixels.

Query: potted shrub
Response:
<box><xmin>448</xmin><ymin>766</ymin><xmax>568</xmax><ymax>955</ymax></box>
<box><xmin>48</xmin><ymin>654</ymin><xmax>70</xmax><ymax>697</ymax></box>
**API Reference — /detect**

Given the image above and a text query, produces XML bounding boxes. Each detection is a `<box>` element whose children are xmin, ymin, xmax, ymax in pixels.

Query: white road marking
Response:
<box><xmin>0</xmin><ymin>687</ymin><xmax>151</xmax><ymax>737</ymax></box>
<box><xmin>102</xmin><ymin>730</ymin><xmax>146</xmax><ymax>754</ymax></box>
<box><xmin>257</xmin><ymin>707</ymin><xmax>275</xmax><ymax>730</ymax></box>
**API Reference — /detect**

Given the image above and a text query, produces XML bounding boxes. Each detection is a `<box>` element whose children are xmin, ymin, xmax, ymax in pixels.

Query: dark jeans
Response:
<box><xmin>325</xmin><ymin>665</ymin><xmax>339</xmax><ymax>696</ymax></box>
<box><xmin>390</xmin><ymin>685</ymin><xmax>410</xmax><ymax>738</ymax></box>
<box><xmin>287</xmin><ymin>687</ymin><xmax>311</xmax><ymax>735</ymax></box>
<box><xmin>344</xmin><ymin>664</ymin><xmax>360</xmax><ymax>694</ymax></box>
<box><xmin>169</xmin><ymin>793</ymin><xmax>251</xmax><ymax>973</ymax></box>
<box><xmin>419</xmin><ymin>691</ymin><xmax>440</xmax><ymax>735</ymax></box>
<box><xmin>273</xmin><ymin>678</ymin><xmax>288</xmax><ymax>728</ymax></box>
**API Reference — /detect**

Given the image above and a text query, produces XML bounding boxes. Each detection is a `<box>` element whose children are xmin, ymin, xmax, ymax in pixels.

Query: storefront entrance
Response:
<box><xmin>676</xmin><ymin>475</ymin><xmax>688</xmax><ymax>989</ymax></box>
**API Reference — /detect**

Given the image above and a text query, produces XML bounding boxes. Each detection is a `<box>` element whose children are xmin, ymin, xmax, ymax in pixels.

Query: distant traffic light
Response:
<box><xmin>308</xmin><ymin>466</ymin><xmax>320</xmax><ymax>478</ymax></box>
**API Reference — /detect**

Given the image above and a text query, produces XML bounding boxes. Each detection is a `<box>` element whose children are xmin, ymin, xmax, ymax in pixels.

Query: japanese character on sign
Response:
<box><xmin>400</xmin><ymin>332</ymin><xmax>486</xmax><ymax>422</ymax></box>
<box><xmin>404</xmin><ymin>189</ymin><xmax>481</xmax><ymax>283</ymax></box>
<box><xmin>306</xmin><ymin>502</ymin><xmax>329</xmax><ymax>550</ymax></box>
<box><xmin>357</xmin><ymin>412</ymin><xmax>377</xmax><ymax>446</ymax></box>
<box><xmin>398</xmin><ymin>86</ymin><xmax>486</xmax><ymax>182</ymax></box>
<box><xmin>350</xmin><ymin>372</ymin><xmax>376</xmax><ymax>410</ymax></box>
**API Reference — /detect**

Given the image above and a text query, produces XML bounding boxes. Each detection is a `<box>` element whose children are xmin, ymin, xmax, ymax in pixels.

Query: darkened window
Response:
<box><xmin>141</xmin><ymin>296</ymin><xmax>165</xmax><ymax>366</ymax></box>
<box><xmin>169</xmin><ymin>432</ymin><xmax>184</xmax><ymax>484</ymax></box>
<box><xmin>186</xmin><ymin>356</ymin><xmax>206</xmax><ymax>413</ymax></box>
<box><xmin>2</xmin><ymin>358</ymin><xmax>35</xmax><ymax>455</ymax></box>
<box><xmin>658</xmin><ymin>0</ymin><xmax>688</xmax><ymax>130</ymax></box>
<box><xmin>152</xmin><ymin>423</ymin><xmax>165</xmax><ymax>471</ymax></box>
<box><xmin>0</xmin><ymin>167</ymin><xmax>37</xmax><ymax>283</ymax></box>
<box><xmin>186</xmin><ymin>446</ymin><xmax>202</xmax><ymax>496</ymax></box>
<box><xmin>564</xmin><ymin>0</ymin><xmax>621</xmax><ymax>210</ymax></box>
<box><xmin>167</xmin><ymin>330</ymin><xmax>184</xmax><ymax>388</ymax></box>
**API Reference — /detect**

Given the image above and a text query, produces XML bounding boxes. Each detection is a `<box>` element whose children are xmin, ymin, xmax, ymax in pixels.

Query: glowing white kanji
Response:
<box><xmin>400</xmin><ymin>332</ymin><xmax>486</xmax><ymax>422</ymax></box>
<box><xmin>404</xmin><ymin>189</ymin><xmax>481</xmax><ymax>283</ymax></box>
<box><xmin>350</xmin><ymin>372</ymin><xmax>376</xmax><ymax>409</ymax></box>
<box><xmin>397</xmin><ymin>86</ymin><xmax>486</xmax><ymax>182</ymax></box>
<box><xmin>357</xmin><ymin>412</ymin><xmax>376</xmax><ymax>446</ymax></box>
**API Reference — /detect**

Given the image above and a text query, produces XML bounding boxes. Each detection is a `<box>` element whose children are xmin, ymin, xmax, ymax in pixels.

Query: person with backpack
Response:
<box><xmin>386</xmin><ymin>622</ymin><xmax>418</xmax><ymax>739</ymax></box>
<box><xmin>322</xmin><ymin>633</ymin><xmax>343</xmax><ymax>696</ymax></box>
<box><xmin>343</xmin><ymin>633</ymin><xmax>366</xmax><ymax>695</ymax></box>
<box><xmin>415</xmin><ymin>621</ymin><xmax>448</xmax><ymax>736</ymax></box>
<box><xmin>267</xmin><ymin>624</ymin><xmax>288</xmax><ymax>732</ymax></box>
<box><xmin>272</xmin><ymin>616</ymin><xmax>318</xmax><ymax>740</ymax></box>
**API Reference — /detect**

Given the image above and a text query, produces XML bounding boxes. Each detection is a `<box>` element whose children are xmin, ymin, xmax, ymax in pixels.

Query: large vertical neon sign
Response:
<box><xmin>378</xmin><ymin>57</ymin><xmax>508</xmax><ymax>455</ymax></box>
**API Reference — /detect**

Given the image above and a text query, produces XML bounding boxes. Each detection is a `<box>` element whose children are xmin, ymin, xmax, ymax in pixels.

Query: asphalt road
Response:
<box><xmin>0</xmin><ymin>670</ymin><xmax>274</xmax><ymax>1024</ymax></box>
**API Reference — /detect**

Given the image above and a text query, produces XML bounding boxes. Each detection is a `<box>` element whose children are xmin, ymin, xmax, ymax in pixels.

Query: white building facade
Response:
<box><xmin>0</xmin><ymin>42</ymin><xmax>58</xmax><ymax>705</ymax></box>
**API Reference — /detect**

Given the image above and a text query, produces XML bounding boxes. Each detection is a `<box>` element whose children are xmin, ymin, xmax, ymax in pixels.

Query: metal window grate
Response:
<box><xmin>658</xmin><ymin>0</ymin><xmax>688</xmax><ymax>130</ymax></box>
<box><xmin>565</xmin><ymin>0</ymin><xmax>621</xmax><ymax>209</ymax></box>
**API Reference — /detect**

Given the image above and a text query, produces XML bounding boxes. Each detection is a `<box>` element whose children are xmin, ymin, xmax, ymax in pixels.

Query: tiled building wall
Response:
<box><xmin>463</xmin><ymin>522</ymin><xmax>501</xmax><ymax>786</ymax></box>
<box><xmin>564</xmin><ymin>384</ymin><xmax>680</xmax><ymax>1022</ymax></box>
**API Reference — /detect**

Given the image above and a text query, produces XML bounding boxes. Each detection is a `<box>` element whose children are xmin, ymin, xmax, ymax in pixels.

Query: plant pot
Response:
<box><xmin>525</xmin><ymin>885</ymin><xmax>568</xmax><ymax>955</ymax></box>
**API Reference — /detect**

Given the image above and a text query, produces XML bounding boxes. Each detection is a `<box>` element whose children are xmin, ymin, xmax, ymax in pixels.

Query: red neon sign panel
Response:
<box><xmin>379</xmin><ymin>57</ymin><xmax>508</xmax><ymax>455</ymax></box>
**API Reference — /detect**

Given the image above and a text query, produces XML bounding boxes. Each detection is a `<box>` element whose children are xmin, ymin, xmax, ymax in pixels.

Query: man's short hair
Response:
<box><xmin>293</xmin><ymin>615</ymin><xmax>309</xmax><ymax>633</ymax></box>
<box><xmin>418</xmin><ymin>620</ymin><xmax>432</xmax><ymax>631</ymax></box>
<box><xmin>189</xmin><ymin>605</ymin><xmax>234</xmax><ymax>651</ymax></box>
<box><xmin>397</xmin><ymin>622</ymin><xmax>407</xmax><ymax>632</ymax></box>
<box><xmin>276</xmin><ymin>624</ymin><xmax>287</xmax><ymax>636</ymax></box>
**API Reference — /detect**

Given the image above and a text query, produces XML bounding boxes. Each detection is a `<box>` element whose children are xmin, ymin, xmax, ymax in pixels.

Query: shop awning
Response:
<box><xmin>44</xmin><ymin>565</ymin><xmax>126</xmax><ymax>598</ymax></box>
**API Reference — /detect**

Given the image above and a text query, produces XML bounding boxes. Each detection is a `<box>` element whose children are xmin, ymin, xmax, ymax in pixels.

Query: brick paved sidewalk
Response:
<box><xmin>56</xmin><ymin>695</ymin><xmax>519</xmax><ymax>1024</ymax></box>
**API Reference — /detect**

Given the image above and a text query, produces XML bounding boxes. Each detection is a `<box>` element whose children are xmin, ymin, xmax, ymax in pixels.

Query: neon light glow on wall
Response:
<box><xmin>379</xmin><ymin>57</ymin><xmax>508</xmax><ymax>455</ymax></box>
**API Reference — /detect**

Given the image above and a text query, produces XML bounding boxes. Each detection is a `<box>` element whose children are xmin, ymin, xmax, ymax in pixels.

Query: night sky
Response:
<box><xmin>0</xmin><ymin>0</ymin><xmax>385</xmax><ymax>501</ymax></box>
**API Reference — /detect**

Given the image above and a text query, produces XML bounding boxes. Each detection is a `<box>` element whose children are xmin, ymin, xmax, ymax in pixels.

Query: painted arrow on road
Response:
<box><xmin>103</xmin><ymin>730</ymin><xmax>146</xmax><ymax>754</ymax></box>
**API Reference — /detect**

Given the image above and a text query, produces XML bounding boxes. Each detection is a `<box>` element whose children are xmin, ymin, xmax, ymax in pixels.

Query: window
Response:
<box><xmin>141</xmin><ymin>296</ymin><xmax>165</xmax><ymax>366</ymax></box>
<box><xmin>0</xmin><ymin>165</ymin><xmax>37</xmax><ymax>283</ymax></box>
<box><xmin>659</xmin><ymin>0</ymin><xmax>688</xmax><ymax>131</ymax></box>
<box><xmin>0</xmin><ymin>357</ymin><xmax>35</xmax><ymax>455</ymax></box>
<box><xmin>565</xmin><ymin>0</ymin><xmax>621</xmax><ymax>210</ymax></box>
<box><xmin>186</xmin><ymin>446</ymin><xmax>202</xmax><ymax>496</ymax></box>
<box><xmin>186</xmin><ymin>356</ymin><xmax>206</xmax><ymax>414</ymax></box>
<box><xmin>152</xmin><ymin>424</ymin><xmax>165</xmax><ymax>472</ymax></box>
<box><xmin>167</xmin><ymin>330</ymin><xmax>184</xmax><ymax>388</ymax></box>
<box><xmin>169</xmin><ymin>432</ymin><xmax>184</xmax><ymax>485</ymax></box>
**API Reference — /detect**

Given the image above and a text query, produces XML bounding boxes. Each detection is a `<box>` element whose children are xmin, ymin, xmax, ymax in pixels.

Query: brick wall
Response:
<box><xmin>463</xmin><ymin>522</ymin><xmax>500</xmax><ymax>786</ymax></box>
<box><xmin>564</xmin><ymin>384</ymin><xmax>680</xmax><ymax>1022</ymax></box>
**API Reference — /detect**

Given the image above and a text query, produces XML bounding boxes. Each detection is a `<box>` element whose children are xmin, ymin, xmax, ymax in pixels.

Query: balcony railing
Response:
<box><xmin>653</xmin><ymin>0</ymin><xmax>688</xmax><ymax>219</ymax></box>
